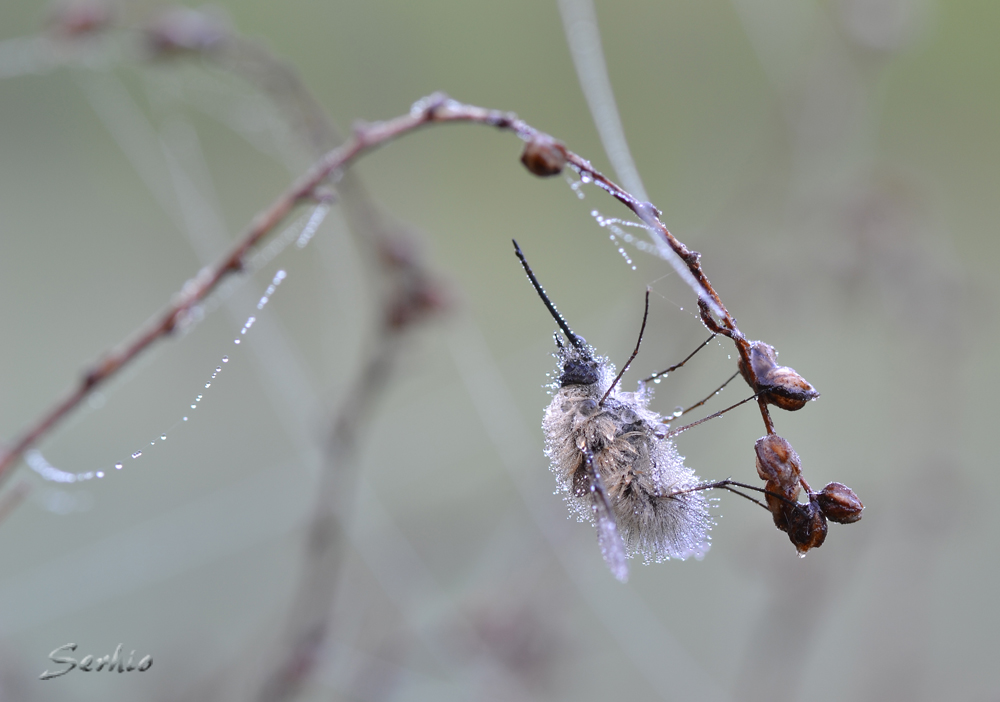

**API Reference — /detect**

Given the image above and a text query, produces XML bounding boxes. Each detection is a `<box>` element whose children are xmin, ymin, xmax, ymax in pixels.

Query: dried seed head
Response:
<box><xmin>817</xmin><ymin>482</ymin><xmax>864</xmax><ymax>524</ymax></box>
<box><xmin>47</xmin><ymin>0</ymin><xmax>114</xmax><ymax>38</ymax></box>
<box><xmin>739</xmin><ymin>341</ymin><xmax>819</xmax><ymax>411</ymax></box>
<box><xmin>520</xmin><ymin>135</ymin><xmax>567</xmax><ymax>177</ymax></box>
<box><xmin>754</xmin><ymin>434</ymin><xmax>801</xmax><ymax>501</ymax></box>
<box><xmin>784</xmin><ymin>501</ymin><xmax>828</xmax><ymax>555</ymax></box>
<box><xmin>143</xmin><ymin>7</ymin><xmax>229</xmax><ymax>57</ymax></box>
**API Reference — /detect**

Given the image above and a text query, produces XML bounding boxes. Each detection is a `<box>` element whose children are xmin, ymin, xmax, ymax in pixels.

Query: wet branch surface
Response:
<box><xmin>0</xmin><ymin>92</ymin><xmax>776</xmax><ymax>487</ymax></box>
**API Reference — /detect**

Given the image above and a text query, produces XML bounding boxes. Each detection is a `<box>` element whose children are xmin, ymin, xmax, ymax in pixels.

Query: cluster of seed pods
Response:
<box><xmin>740</xmin><ymin>340</ymin><xmax>863</xmax><ymax>554</ymax></box>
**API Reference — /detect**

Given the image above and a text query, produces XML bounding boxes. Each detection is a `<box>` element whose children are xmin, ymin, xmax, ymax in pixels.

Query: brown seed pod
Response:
<box><xmin>739</xmin><ymin>341</ymin><xmax>819</xmax><ymax>411</ymax></box>
<box><xmin>754</xmin><ymin>434</ymin><xmax>801</xmax><ymax>501</ymax></box>
<box><xmin>817</xmin><ymin>482</ymin><xmax>864</xmax><ymax>524</ymax></box>
<box><xmin>784</xmin><ymin>501</ymin><xmax>828</xmax><ymax>554</ymax></box>
<box><xmin>47</xmin><ymin>0</ymin><xmax>114</xmax><ymax>38</ymax></box>
<box><xmin>520</xmin><ymin>135</ymin><xmax>567</xmax><ymax>177</ymax></box>
<box><xmin>143</xmin><ymin>7</ymin><xmax>229</xmax><ymax>57</ymax></box>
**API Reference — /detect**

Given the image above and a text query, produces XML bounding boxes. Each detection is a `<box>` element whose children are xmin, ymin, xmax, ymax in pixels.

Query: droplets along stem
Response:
<box><xmin>25</xmin><ymin>270</ymin><xmax>287</xmax><ymax>489</ymax></box>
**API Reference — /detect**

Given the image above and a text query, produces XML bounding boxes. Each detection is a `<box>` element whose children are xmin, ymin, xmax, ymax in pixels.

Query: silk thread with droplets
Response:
<box><xmin>25</xmin><ymin>269</ymin><xmax>289</xmax><ymax>494</ymax></box>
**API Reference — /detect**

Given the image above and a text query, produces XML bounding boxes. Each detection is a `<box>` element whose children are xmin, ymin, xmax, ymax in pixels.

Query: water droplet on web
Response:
<box><xmin>215</xmin><ymin>367</ymin><xmax>222</xmax><ymax>373</ymax></box>
<box><xmin>132</xmin><ymin>451</ymin><xmax>142</xmax><ymax>459</ymax></box>
<box><xmin>160</xmin><ymin>434</ymin><xmax>167</xmax><ymax>441</ymax></box>
<box><xmin>96</xmin><ymin>471</ymin><xmax>104</xmax><ymax>478</ymax></box>
<box><xmin>222</xmin><ymin>356</ymin><xmax>229</xmax><ymax>363</ymax></box>
<box><xmin>580</xmin><ymin>173</ymin><xmax>592</xmax><ymax>184</ymax></box>
<box><xmin>673</xmin><ymin>406</ymin><xmax>684</xmax><ymax>418</ymax></box>
<box><xmin>205</xmin><ymin>382</ymin><xmax>211</xmax><ymax>388</ymax></box>
<box><xmin>654</xmin><ymin>378</ymin><xmax>662</xmax><ymax>384</ymax></box>
<box><xmin>150</xmin><ymin>441</ymin><xmax>155</xmax><ymax>445</ymax></box>
<box><xmin>234</xmin><ymin>339</ymin><xmax>241</xmax><ymax>345</ymax></box>
<box><xmin>191</xmin><ymin>404</ymin><xmax>197</xmax><ymax>409</ymax></box>
<box><xmin>115</xmin><ymin>463</ymin><xmax>123</xmax><ymax>470</ymax></box>
<box><xmin>196</xmin><ymin>395</ymin><xmax>202</xmax><ymax>401</ymax></box>
<box><xmin>182</xmin><ymin>417</ymin><xmax>188</xmax><ymax>422</ymax></box>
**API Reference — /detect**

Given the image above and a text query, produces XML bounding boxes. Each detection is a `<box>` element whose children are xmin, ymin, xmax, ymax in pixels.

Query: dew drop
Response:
<box><xmin>797</xmin><ymin>552</ymin><xmax>807</xmax><ymax>559</ymax></box>
<box><xmin>215</xmin><ymin>367</ymin><xmax>222</xmax><ymax>373</ymax></box>
<box><xmin>234</xmin><ymin>339</ymin><xmax>241</xmax><ymax>345</ymax></box>
<box><xmin>96</xmin><ymin>471</ymin><xmax>104</xmax><ymax>478</ymax></box>
<box><xmin>132</xmin><ymin>451</ymin><xmax>142</xmax><ymax>459</ymax></box>
<box><xmin>222</xmin><ymin>356</ymin><xmax>229</xmax><ymax>363</ymax></box>
<box><xmin>240</xmin><ymin>328</ymin><xmax>247</xmax><ymax>335</ymax></box>
<box><xmin>673</xmin><ymin>406</ymin><xmax>684</xmax><ymax>418</ymax></box>
<box><xmin>580</xmin><ymin>173</ymin><xmax>592</xmax><ymax>184</ymax></box>
<box><xmin>150</xmin><ymin>441</ymin><xmax>155</xmax><ymax>445</ymax></box>
<box><xmin>196</xmin><ymin>395</ymin><xmax>203</xmax><ymax>401</ymax></box>
<box><xmin>160</xmin><ymin>434</ymin><xmax>167</xmax><ymax>441</ymax></box>
<box><xmin>182</xmin><ymin>417</ymin><xmax>188</xmax><ymax>422</ymax></box>
<box><xmin>654</xmin><ymin>378</ymin><xmax>662</xmax><ymax>384</ymax></box>
<box><xmin>191</xmin><ymin>405</ymin><xmax>197</xmax><ymax>409</ymax></box>
<box><xmin>205</xmin><ymin>383</ymin><xmax>211</xmax><ymax>388</ymax></box>
<box><xmin>115</xmin><ymin>463</ymin><xmax>123</xmax><ymax>470</ymax></box>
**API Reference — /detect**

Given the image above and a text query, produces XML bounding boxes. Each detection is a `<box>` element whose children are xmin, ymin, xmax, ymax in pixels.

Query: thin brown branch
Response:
<box><xmin>0</xmin><ymin>91</ymin><xmax>773</xmax><ymax>486</ymax></box>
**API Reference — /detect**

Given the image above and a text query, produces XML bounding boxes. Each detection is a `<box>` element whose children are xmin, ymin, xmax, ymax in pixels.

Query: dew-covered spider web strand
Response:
<box><xmin>25</xmin><ymin>269</ymin><xmax>289</xmax><ymax>495</ymax></box>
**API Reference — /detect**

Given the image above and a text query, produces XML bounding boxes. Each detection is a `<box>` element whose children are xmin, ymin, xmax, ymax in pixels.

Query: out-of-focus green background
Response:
<box><xmin>0</xmin><ymin>1</ymin><xmax>996</xmax><ymax>700</ymax></box>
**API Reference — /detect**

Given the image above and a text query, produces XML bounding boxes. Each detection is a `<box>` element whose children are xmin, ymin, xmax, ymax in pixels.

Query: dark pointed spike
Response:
<box><xmin>600</xmin><ymin>288</ymin><xmax>650</xmax><ymax>406</ymax></box>
<box><xmin>513</xmin><ymin>240</ymin><xmax>584</xmax><ymax>349</ymax></box>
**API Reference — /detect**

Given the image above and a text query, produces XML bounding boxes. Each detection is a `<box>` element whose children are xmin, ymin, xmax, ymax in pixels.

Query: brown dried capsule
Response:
<box><xmin>817</xmin><ymin>482</ymin><xmax>864</xmax><ymax>524</ymax></box>
<box><xmin>47</xmin><ymin>0</ymin><xmax>113</xmax><ymax>38</ymax></box>
<box><xmin>520</xmin><ymin>135</ymin><xmax>567</xmax><ymax>177</ymax></box>
<box><xmin>144</xmin><ymin>7</ymin><xmax>229</xmax><ymax>56</ymax></box>
<box><xmin>784</xmin><ymin>501</ymin><xmax>828</xmax><ymax>554</ymax></box>
<box><xmin>739</xmin><ymin>341</ymin><xmax>819</xmax><ymax>411</ymax></box>
<box><xmin>754</xmin><ymin>434</ymin><xmax>801</xmax><ymax>501</ymax></box>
